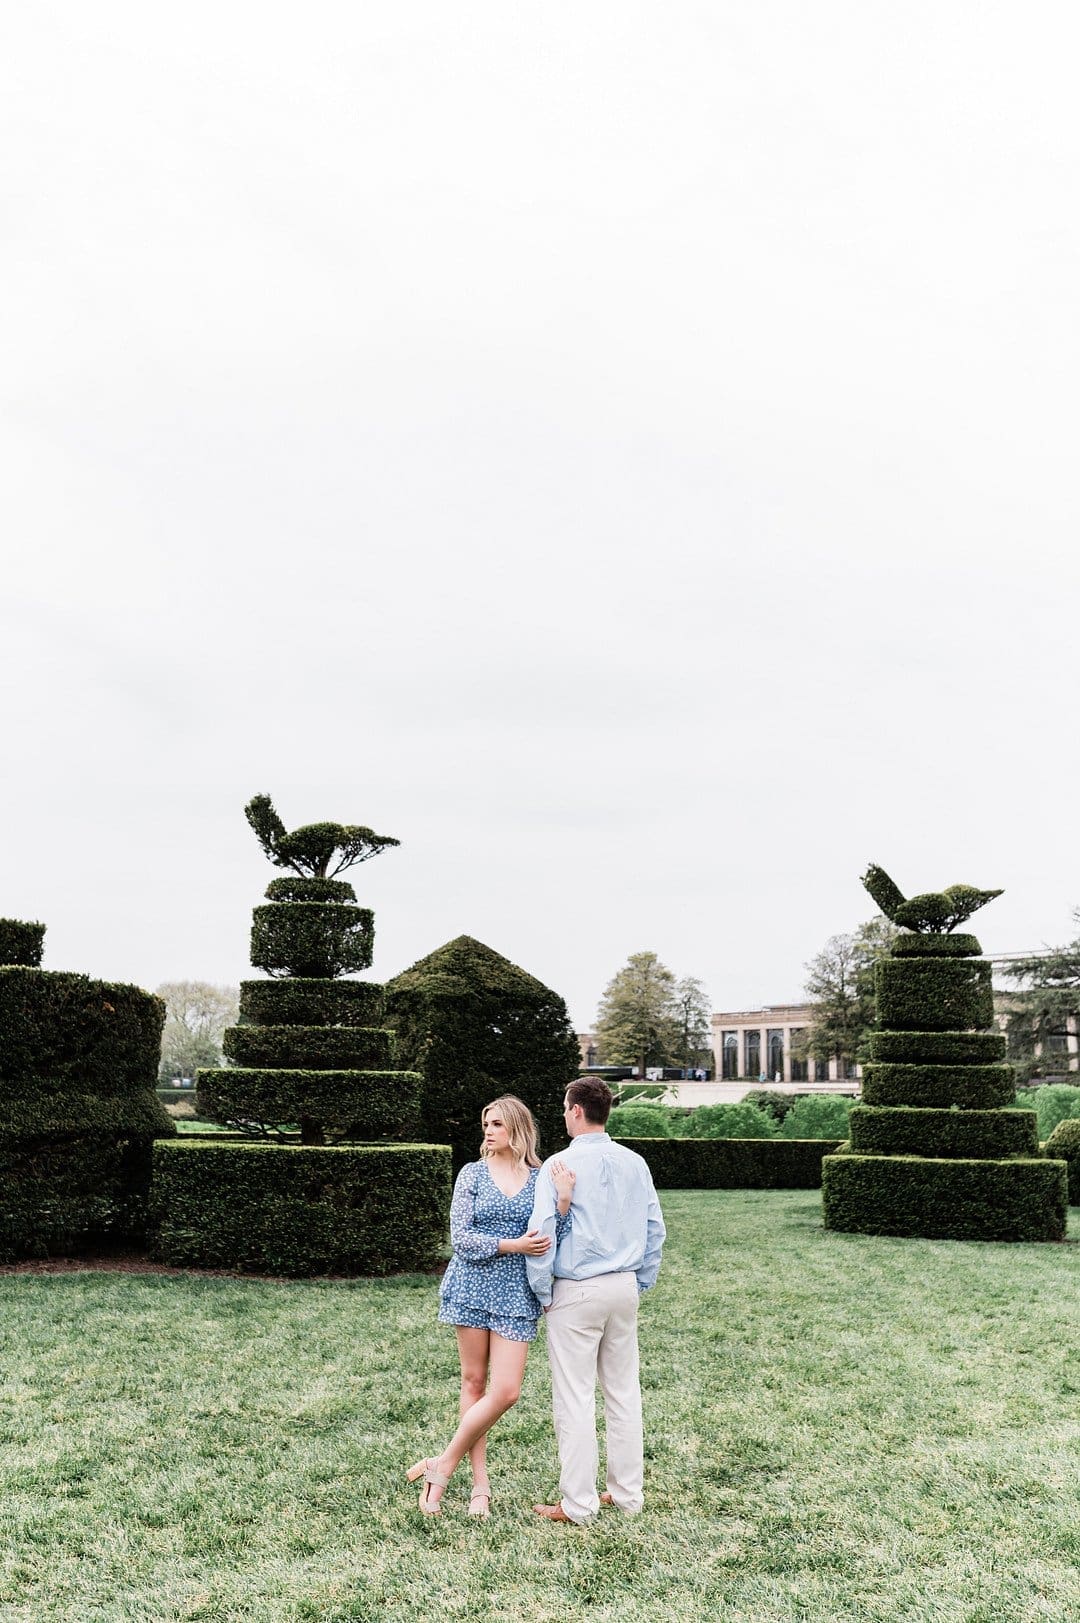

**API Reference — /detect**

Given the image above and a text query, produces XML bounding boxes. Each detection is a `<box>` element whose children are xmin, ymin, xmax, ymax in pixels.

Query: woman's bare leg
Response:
<box><xmin>432</xmin><ymin>1335</ymin><xmax>530</xmax><ymax>1489</ymax></box>
<box><xmin>455</xmin><ymin>1326</ymin><xmax>490</xmax><ymax>1488</ymax></box>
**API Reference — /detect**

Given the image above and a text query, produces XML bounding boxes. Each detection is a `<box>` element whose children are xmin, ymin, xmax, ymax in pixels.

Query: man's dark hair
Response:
<box><xmin>565</xmin><ymin>1077</ymin><xmax>613</xmax><ymax>1126</ymax></box>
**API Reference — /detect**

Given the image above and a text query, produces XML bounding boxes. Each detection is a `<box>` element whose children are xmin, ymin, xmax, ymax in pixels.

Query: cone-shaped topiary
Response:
<box><xmin>386</xmin><ymin>934</ymin><xmax>581</xmax><ymax>1174</ymax></box>
<box><xmin>151</xmin><ymin>797</ymin><xmax>449</xmax><ymax>1275</ymax></box>
<box><xmin>0</xmin><ymin>920</ymin><xmax>175</xmax><ymax>1260</ymax></box>
<box><xmin>822</xmin><ymin>866</ymin><xmax>1067</xmax><ymax>1241</ymax></box>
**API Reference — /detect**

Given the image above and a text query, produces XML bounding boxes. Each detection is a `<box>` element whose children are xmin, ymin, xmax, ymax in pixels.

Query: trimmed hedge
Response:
<box><xmin>0</xmin><ymin>959</ymin><xmax>172</xmax><ymax>1259</ymax></box>
<box><xmin>263</xmin><ymin>877</ymin><xmax>357</xmax><ymax>905</ymax></box>
<box><xmin>889</xmin><ymin>934</ymin><xmax>981</xmax><ymax>958</ymax></box>
<box><xmin>250</xmin><ymin>905</ymin><xmax>374</xmax><ymax>979</ymax></box>
<box><xmin>613</xmin><ymin>1136</ymin><xmax>842</xmax><ymax>1189</ymax></box>
<box><xmin>223</xmin><ymin>1025</ymin><xmax>393</xmax><ymax>1071</ymax></box>
<box><xmin>195</xmin><ymin>1068</ymin><xmax>421</xmax><ymax>1139</ymax></box>
<box><xmin>0</xmin><ymin>968</ymin><xmax>167</xmax><ymax>1092</ymax></box>
<box><xmin>861</xmin><ymin>1063</ymin><xmax>1016</xmax><ymax>1110</ymax></box>
<box><xmin>1044</xmin><ymin>1118</ymin><xmax>1080</xmax><ymax>1204</ymax></box>
<box><xmin>868</xmin><ymin>1030</ymin><xmax>1006</xmax><ymax>1065</ymax></box>
<box><xmin>0</xmin><ymin>1093</ymin><xmax>176</xmax><ymax>1140</ymax></box>
<box><xmin>876</xmin><ymin>958</ymin><xmax>994</xmax><ymax>1032</ymax></box>
<box><xmin>848</xmin><ymin>1106</ymin><xmax>1040</xmax><ymax>1160</ymax></box>
<box><xmin>237</xmin><ymin>978</ymin><xmax>386</xmax><ymax>1028</ymax></box>
<box><xmin>149</xmin><ymin>1139</ymin><xmax>451</xmax><ymax>1276</ymax></box>
<box><xmin>386</xmin><ymin>936</ymin><xmax>580</xmax><ymax>1174</ymax></box>
<box><xmin>822</xmin><ymin>1152</ymin><xmax>1067</xmax><ymax>1241</ymax></box>
<box><xmin>0</xmin><ymin>1138</ymin><xmax>158</xmax><ymax>1262</ymax></box>
<box><xmin>0</xmin><ymin>919</ymin><xmax>45</xmax><ymax>967</ymax></box>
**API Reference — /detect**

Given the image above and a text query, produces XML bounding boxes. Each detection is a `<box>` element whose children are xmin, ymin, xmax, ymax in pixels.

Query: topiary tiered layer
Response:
<box><xmin>822</xmin><ymin>871</ymin><xmax>1067</xmax><ymax>1241</ymax></box>
<box><xmin>151</xmin><ymin>799</ymin><xmax>449</xmax><ymax>1275</ymax></box>
<box><xmin>0</xmin><ymin>918</ymin><xmax>174</xmax><ymax>1260</ymax></box>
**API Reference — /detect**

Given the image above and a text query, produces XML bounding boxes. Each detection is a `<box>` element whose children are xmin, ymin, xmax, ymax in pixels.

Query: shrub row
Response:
<box><xmin>875</xmin><ymin>958</ymin><xmax>994</xmax><ymax>1032</ymax></box>
<box><xmin>1045</xmin><ymin>1119</ymin><xmax>1080</xmax><ymax>1204</ymax></box>
<box><xmin>149</xmin><ymin>1139</ymin><xmax>451</xmax><ymax>1276</ymax></box>
<box><xmin>848</xmin><ymin>1105</ymin><xmax>1039</xmax><ymax>1160</ymax></box>
<box><xmin>250</xmin><ymin>905</ymin><xmax>374</xmax><ymax>979</ymax></box>
<box><xmin>195</xmin><ymin>1068</ymin><xmax>421</xmax><ymax>1139</ymax></box>
<box><xmin>821</xmin><ymin>1152</ymin><xmax>1067</xmax><ymax>1241</ymax></box>
<box><xmin>860</xmin><ymin>1063</ymin><xmax>1015</xmax><ymax>1110</ymax></box>
<box><xmin>612</xmin><ymin>1136</ymin><xmax>842</xmax><ymax>1189</ymax></box>
<box><xmin>0</xmin><ymin>968</ymin><xmax>166</xmax><ymax>1090</ymax></box>
<box><xmin>607</xmin><ymin>1096</ymin><xmax>854</xmax><ymax>1141</ymax></box>
<box><xmin>0</xmin><ymin>919</ymin><xmax>46</xmax><ymax>967</ymax></box>
<box><xmin>223</xmin><ymin>1025</ymin><xmax>394</xmax><ymax>1071</ymax></box>
<box><xmin>237</xmin><ymin>978</ymin><xmax>386</xmax><ymax>1028</ymax></box>
<box><xmin>868</xmin><ymin>1031</ymin><xmax>1006</xmax><ymax>1065</ymax></box>
<box><xmin>889</xmin><ymin>934</ymin><xmax>981</xmax><ymax>958</ymax></box>
<box><xmin>1020</xmin><ymin>1083</ymin><xmax>1080</xmax><ymax>1140</ymax></box>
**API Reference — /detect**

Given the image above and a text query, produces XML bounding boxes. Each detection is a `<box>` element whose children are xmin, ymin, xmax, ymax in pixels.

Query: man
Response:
<box><xmin>526</xmin><ymin>1077</ymin><xmax>666</xmax><ymax>1524</ymax></box>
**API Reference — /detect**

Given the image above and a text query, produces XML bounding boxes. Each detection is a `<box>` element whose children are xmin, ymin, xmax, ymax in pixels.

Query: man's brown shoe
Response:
<box><xmin>599</xmin><ymin>1493</ymin><xmax>614</xmax><ymax>1506</ymax></box>
<box><xmin>532</xmin><ymin>1503</ymin><xmax>576</xmax><ymax>1522</ymax></box>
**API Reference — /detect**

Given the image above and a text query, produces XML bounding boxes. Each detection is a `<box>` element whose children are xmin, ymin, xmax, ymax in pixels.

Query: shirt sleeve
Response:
<box><xmin>636</xmin><ymin>1171</ymin><xmax>666</xmax><ymax>1294</ymax></box>
<box><xmin>448</xmin><ymin>1163</ymin><xmax>500</xmax><ymax>1263</ymax></box>
<box><xmin>525</xmin><ymin>1160</ymin><xmax>559</xmax><ymax>1306</ymax></box>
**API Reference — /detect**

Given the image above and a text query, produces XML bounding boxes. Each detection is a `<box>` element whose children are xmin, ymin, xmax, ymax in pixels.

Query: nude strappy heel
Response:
<box><xmin>406</xmin><ymin>1457</ymin><xmax>450</xmax><ymax>1515</ymax></box>
<box><xmin>468</xmin><ymin>1478</ymin><xmax>492</xmax><ymax>1518</ymax></box>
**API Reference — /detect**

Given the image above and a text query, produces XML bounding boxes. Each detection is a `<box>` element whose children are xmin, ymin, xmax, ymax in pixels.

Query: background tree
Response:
<box><xmin>803</xmin><ymin>916</ymin><xmax>897</xmax><ymax>1069</ymax></box>
<box><xmin>156</xmin><ymin>981</ymin><xmax>239</xmax><ymax>1083</ymax></box>
<box><xmin>1002</xmin><ymin>910</ymin><xmax>1080</xmax><ymax>1082</ymax></box>
<box><xmin>595</xmin><ymin>952</ymin><xmax>709</xmax><ymax>1078</ymax></box>
<box><xmin>671</xmin><ymin>975</ymin><xmax>712</xmax><ymax>1074</ymax></box>
<box><xmin>596</xmin><ymin>951</ymin><xmax>677</xmax><ymax>1077</ymax></box>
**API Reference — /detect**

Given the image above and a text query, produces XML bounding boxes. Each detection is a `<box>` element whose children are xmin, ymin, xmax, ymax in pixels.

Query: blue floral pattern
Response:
<box><xmin>438</xmin><ymin>1161</ymin><xmax>560</xmax><ymax>1343</ymax></box>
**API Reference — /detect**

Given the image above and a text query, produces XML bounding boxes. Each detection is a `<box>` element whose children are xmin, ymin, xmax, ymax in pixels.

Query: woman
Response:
<box><xmin>407</xmin><ymin>1095</ymin><xmax>574</xmax><ymax>1516</ymax></box>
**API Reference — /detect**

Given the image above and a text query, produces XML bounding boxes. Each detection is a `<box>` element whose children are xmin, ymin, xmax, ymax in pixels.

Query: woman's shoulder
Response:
<box><xmin>454</xmin><ymin>1159</ymin><xmax>484</xmax><ymax>1186</ymax></box>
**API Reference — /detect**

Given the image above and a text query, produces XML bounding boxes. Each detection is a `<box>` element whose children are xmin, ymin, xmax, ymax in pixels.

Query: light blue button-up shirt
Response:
<box><xmin>525</xmin><ymin>1132</ymin><xmax>666</xmax><ymax>1307</ymax></box>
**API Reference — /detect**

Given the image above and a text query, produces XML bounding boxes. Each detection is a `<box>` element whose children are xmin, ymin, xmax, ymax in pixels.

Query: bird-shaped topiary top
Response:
<box><xmin>244</xmin><ymin>794</ymin><xmax>400</xmax><ymax>879</ymax></box>
<box><xmin>862</xmin><ymin>864</ymin><xmax>1003</xmax><ymax>934</ymax></box>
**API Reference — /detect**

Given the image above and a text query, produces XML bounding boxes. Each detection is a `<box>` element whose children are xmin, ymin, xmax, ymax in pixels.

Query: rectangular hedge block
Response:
<box><xmin>195</xmin><ymin>1068</ymin><xmax>422</xmax><ymax>1138</ymax></box>
<box><xmin>822</xmin><ymin>1152</ymin><xmax>1067</xmax><ymax>1241</ymax></box>
<box><xmin>876</xmin><ymin>958</ymin><xmax>993</xmax><ymax>1032</ymax></box>
<box><xmin>613</xmin><ymin>1137</ymin><xmax>842</xmax><ymax>1189</ymax></box>
<box><xmin>223</xmin><ymin>1025</ymin><xmax>394</xmax><ymax>1071</ymax></box>
<box><xmin>238</xmin><ymin>979</ymin><xmax>386</xmax><ymax>1028</ymax></box>
<box><xmin>250</xmin><ymin>905</ymin><xmax>375</xmax><ymax>979</ymax></box>
<box><xmin>0</xmin><ymin>1136</ymin><xmax>161</xmax><ymax>1262</ymax></box>
<box><xmin>150</xmin><ymin>1139</ymin><xmax>451</xmax><ymax>1275</ymax></box>
<box><xmin>889</xmin><ymin>934</ymin><xmax>981</xmax><ymax>958</ymax></box>
<box><xmin>848</xmin><ymin>1106</ymin><xmax>1040</xmax><ymax>1160</ymax></box>
<box><xmin>0</xmin><ymin>968</ymin><xmax>165</xmax><ymax>1091</ymax></box>
<box><xmin>868</xmin><ymin>1031</ymin><xmax>1006</xmax><ymax>1065</ymax></box>
<box><xmin>860</xmin><ymin>1063</ymin><xmax>1016</xmax><ymax>1110</ymax></box>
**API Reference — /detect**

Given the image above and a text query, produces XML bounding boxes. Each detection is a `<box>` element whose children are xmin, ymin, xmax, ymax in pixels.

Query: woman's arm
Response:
<box><xmin>448</xmin><ymin>1164</ymin><xmax>500</xmax><ymax>1262</ymax></box>
<box><xmin>449</xmin><ymin>1164</ymin><xmax>551</xmax><ymax>1260</ymax></box>
<box><xmin>550</xmin><ymin>1160</ymin><xmax>576</xmax><ymax>1217</ymax></box>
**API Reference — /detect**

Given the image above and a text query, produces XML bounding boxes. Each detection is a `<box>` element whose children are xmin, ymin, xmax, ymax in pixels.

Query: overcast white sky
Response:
<box><xmin>3</xmin><ymin>2</ymin><xmax>1077</xmax><ymax>1030</ymax></box>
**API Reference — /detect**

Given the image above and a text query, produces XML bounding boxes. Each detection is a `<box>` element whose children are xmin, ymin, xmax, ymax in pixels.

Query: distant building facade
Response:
<box><xmin>710</xmin><ymin>1004</ymin><xmax>849</xmax><ymax>1085</ymax></box>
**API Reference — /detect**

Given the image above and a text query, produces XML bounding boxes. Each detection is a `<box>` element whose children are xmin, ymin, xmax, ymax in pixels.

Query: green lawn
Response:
<box><xmin>2</xmin><ymin>1192</ymin><xmax>1078</xmax><ymax>1621</ymax></box>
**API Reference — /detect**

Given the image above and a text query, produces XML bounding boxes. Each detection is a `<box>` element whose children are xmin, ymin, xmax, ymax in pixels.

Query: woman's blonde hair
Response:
<box><xmin>480</xmin><ymin>1095</ymin><xmax>541</xmax><ymax>1167</ymax></box>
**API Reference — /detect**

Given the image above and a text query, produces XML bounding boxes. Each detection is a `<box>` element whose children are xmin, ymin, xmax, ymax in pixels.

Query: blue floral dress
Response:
<box><xmin>438</xmin><ymin>1161</ymin><xmax>549</xmax><ymax>1343</ymax></box>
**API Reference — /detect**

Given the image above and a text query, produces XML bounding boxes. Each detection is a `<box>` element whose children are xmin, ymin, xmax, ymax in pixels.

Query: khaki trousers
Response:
<box><xmin>544</xmin><ymin>1271</ymin><xmax>643</xmax><ymax>1523</ymax></box>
